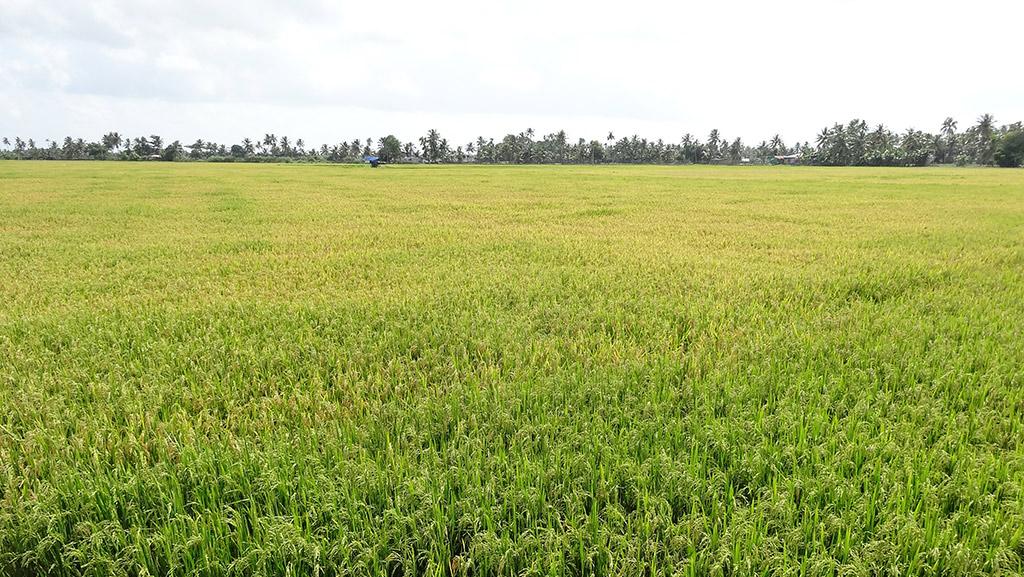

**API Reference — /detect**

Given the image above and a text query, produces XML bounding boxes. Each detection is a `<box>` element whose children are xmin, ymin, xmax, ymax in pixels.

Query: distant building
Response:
<box><xmin>773</xmin><ymin>153</ymin><xmax>802</xmax><ymax>165</ymax></box>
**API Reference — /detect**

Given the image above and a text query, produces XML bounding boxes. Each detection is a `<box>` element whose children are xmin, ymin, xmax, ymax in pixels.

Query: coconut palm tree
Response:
<box><xmin>939</xmin><ymin>117</ymin><xmax>958</xmax><ymax>163</ymax></box>
<box><xmin>707</xmin><ymin>129</ymin><xmax>721</xmax><ymax>159</ymax></box>
<box><xmin>262</xmin><ymin>134</ymin><xmax>277</xmax><ymax>155</ymax></box>
<box><xmin>941</xmin><ymin>117</ymin><xmax>958</xmax><ymax>137</ymax></box>
<box><xmin>975</xmin><ymin>114</ymin><xmax>996</xmax><ymax>164</ymax></box>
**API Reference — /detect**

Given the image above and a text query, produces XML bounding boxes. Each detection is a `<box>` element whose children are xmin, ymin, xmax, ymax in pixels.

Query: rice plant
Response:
<box><xmin>1</xmin><ymin>162</ymin><xmax>1022</xmax><ymax>576</ymax></box>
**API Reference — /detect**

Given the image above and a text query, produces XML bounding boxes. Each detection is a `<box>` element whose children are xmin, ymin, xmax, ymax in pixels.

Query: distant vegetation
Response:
<box><xmin>3</xmin><ymin>115</ymin><xmax>1023</xmax><ymax>167</ymax></box>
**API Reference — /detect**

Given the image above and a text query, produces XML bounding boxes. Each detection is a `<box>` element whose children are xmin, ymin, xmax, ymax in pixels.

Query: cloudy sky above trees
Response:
<box><xmin>2</xmin><ymin>0</ymin><xmax>1022</xmax><ymax>146</ymax></box>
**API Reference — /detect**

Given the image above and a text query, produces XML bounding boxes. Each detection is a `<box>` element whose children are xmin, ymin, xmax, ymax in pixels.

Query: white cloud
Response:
<box><xmin>1</xmin><ymin>0</ymin><xmax>1022</xmax><ymax>147</ymax></box>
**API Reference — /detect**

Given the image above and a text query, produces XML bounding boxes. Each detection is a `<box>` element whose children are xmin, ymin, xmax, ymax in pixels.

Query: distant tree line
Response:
<box><xmin>2</xmin><ymin>115</ymin><xmax>1023</xmax><ymax>167</ymax></box>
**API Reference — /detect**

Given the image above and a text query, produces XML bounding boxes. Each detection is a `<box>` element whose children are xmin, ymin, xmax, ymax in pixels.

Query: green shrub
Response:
<box><xmin>995</xmin><ymin>131</ymin><xmax>1024</xmax><ymax>167</ymax></box>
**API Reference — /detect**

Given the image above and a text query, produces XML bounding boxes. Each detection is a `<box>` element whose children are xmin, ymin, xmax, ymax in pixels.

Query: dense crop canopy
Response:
<box><xmin>1</xmin><ymin>163</ymin><xmax>1023</xmax><ymax>576</ymax></box>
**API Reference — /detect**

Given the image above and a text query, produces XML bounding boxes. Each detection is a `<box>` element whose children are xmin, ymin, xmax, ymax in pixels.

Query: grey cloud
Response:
<box><xmin>2</xmin><ymin>0</ymin><xmax>1021</xmax><ymax>146</ymax></box>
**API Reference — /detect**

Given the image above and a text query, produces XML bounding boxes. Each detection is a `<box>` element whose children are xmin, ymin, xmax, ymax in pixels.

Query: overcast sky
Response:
<box><xmin>2</xmin><ymin>0</ymin><xmax>1022</xmax><ymax>148</ymax></box>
